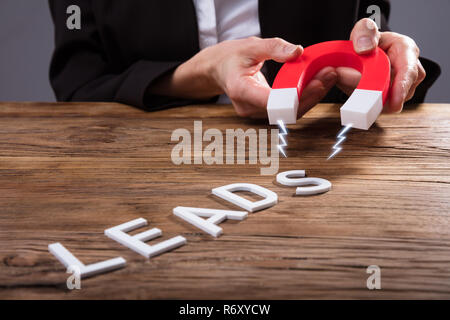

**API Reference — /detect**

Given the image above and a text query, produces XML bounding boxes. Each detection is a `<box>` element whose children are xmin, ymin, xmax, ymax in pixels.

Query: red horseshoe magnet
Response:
<box><xmin>267</xmin><ymin>40</ymin><xmax>391</xmax><ymax>130</ymax></box>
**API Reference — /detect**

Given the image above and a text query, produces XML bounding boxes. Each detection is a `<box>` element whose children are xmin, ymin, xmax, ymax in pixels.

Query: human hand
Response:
<box><xmin>337</xmin><ymin>18</ymin><xmax>426</xmax><ymax>113</ymax></box>
<box><xmin>197</xmin><ymin>37</ymin><xmax>338</xmax><ymax>118</ymax></box>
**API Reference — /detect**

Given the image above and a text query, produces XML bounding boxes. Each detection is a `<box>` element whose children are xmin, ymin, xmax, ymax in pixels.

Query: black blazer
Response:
<box><xmin>48</xmin><ymin>0</ymin><xmax>440</xmax><ymax>110</ymax></box>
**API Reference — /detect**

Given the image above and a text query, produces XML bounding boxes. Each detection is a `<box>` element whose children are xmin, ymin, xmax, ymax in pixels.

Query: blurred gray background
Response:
<box><xmin>0</xmin><ymin>0</ymin><xmax>448</xmax><ymax>102</ymax></box>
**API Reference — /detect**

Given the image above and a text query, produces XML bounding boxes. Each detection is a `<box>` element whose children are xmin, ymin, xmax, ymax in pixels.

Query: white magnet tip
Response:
<box><xmin>267</xmin><ymin>88</ymin><xmax>299</xmax><ymax>125</ymax></box>
<box><xmin>340</xmin><ymin>89</ymin><xmax>383</xmax><ymax>130</ymax></box>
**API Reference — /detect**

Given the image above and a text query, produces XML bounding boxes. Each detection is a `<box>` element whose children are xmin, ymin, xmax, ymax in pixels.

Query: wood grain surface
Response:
<box><xmin>0</xmin><ymin>102</ymin><xmax>449</xmax><ymax>299</ymax></box>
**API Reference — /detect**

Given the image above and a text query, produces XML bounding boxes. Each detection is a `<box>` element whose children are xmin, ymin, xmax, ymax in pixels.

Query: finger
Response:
<box><xmin>246</xmin><ymin>37</ymin><xmax>303</xmax><ymax>63</ymax></box>
<box><xmin>229</xmin><ymin>76</ymin><xmax>271</xmax><ymax>114</ymax></box>
<box><xmin>234</xmin><ymin>72</ymin><xmax>272</xmax><ymax>118</ymax></box>
<box><xmin>246</xmin><ymin>61</ymin><xmax>265</xmax><ymax>75</ymax></box>
<box><xmin>335</xmin><ymin>67</ymin><xmax>362</xmax><ymax>96</ymax></box>
<box><xmin>233</xmin><ymin>102</ymin><xmax>268</xmax><ymax>119</ymax></box>
<box><xmin>379</xmin><ymin>33</ymin><xmax>421</xmax><ymax>113</ymax></box>
<box><xmin>389</xmin><ymin>67</ymin><xmax>417</xmax><ymax>113</ymax></box>
<box><xmin>405</xmin><ymin>59</ymin><xmax>426</xmax><ymax>101</ymax></box>
<box><xmin>350</xmin><ymin>18</ymin><xmax>381</xmax><ymax>54</ymax></box>
<box><xmin>297</xmin><ymin>67</ymin><xmax>338</xmax><ymax>117</ymax></box>
<box><xmin>253</xmin><ymin>70</ymin><xmax>270</xmax><ymax>87</ymax></box>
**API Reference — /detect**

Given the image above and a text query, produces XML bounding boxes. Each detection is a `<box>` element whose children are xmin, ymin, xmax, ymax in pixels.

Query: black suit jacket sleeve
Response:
<box><xmin>48</xmin><ymin>0</ymin><xmax>203</xmax><ymax>110</ymax></box>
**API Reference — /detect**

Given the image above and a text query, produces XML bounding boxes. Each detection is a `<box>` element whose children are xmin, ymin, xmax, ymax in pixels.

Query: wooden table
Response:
<box><xmin>0</xmin><ymin>102</ymin><xmax>449</xmax><ymax>299</ymax></box>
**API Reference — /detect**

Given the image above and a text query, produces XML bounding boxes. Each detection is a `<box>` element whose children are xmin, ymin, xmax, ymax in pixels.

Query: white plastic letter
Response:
<box><xmin>276</xmin><ymin>170</ymin><xmax>306</xmax><ymax>186</ymax></box>
<box><xmin>277</xmin><ymin>170</ymin><xmax>332</xmax><ymax>196</ymax></box>
<box><xmin>48</xmin><ymin>242</ymin><xmax>126</xmax><ymax>279</ymax></box>
<box><xmin>104</xmin><ymin>218</ymin><xmax>186</xmax><ymax>258</ymax></box>
<box><xmin>212</xmin><ymin>183</ymin><xmax>278</xmax><ymax>212</ymax></box>
<box><xmin>173</xmin><ymin>207</ymin><xmax>248</xmax><ymax>237</ymax></box>
<box><xmin>294</xmin><ymin>178</ymin><xmax>331</xmax><ymax>195</ymax></box>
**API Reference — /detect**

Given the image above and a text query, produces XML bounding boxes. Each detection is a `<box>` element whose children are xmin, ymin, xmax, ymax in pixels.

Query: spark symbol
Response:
<box><xmin>327</xmin><ymin>123</ymin><xmax>353</xmax><ymax>160</ymax></box>
<box><xmin>277</xmin><ymin>120</ymin><xmax>288</xmax><ymax>157</ymax></box>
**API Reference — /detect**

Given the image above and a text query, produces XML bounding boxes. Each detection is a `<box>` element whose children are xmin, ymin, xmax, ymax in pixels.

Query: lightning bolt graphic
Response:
<box><xmin>327</xmin><ymin>123</ymin><xmax>353</xmax><ymax>160</ymax></box>
<box><xmin>277</xmin><ymin>120</ymin><xmax>288</xmax><ymax>157</ymax></box>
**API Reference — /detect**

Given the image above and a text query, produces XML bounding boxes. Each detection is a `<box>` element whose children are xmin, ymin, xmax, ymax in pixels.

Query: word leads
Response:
<box><xmin>48</xmin><ymin>170</ymin><xmax>331</xmax><ymax>281</ymax></box>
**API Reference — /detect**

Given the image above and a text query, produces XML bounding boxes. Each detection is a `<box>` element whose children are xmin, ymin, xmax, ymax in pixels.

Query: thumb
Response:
<box><xmin>247</xmin><ymin>37</ymin><xmax>303</xmax><ymax>63</ymax></box>
<box><xmin>350</xmin><ymin>18</ymin><xmax>380</xmax><ymax>54</ymax></box>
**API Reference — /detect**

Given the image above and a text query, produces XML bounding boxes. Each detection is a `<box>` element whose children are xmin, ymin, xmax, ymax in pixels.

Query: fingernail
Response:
<box><xmin>356</xmin><ymin>36</ymin><xmax>373</xmax><ymax>52</ymax></box>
